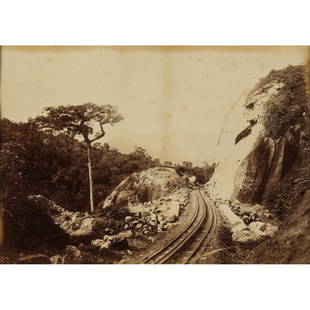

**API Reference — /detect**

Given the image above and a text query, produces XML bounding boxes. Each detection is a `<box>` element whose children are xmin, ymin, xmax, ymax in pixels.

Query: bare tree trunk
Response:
<box><xmin>87</xmin><ymin>145</ymin><xmax>95</xmax><ymax>213</ymax></box>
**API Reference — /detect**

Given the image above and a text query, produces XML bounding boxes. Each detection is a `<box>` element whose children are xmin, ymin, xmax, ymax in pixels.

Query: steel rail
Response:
<box><xmin>155</xmin><ymin>194</ymin><xmax>207</xmax><ymax>264</ymax></box>
<box><xmin>142</xmin><ymin>190</ymin><xmax>202</xmax><ymax>264</ymax></box>
<box><xmin>183</xmin><ymin>189</ymin><xmax>217</xmax><ymax>264</ymax></box>
<box><xmin>142</xmin><ymin>188</ymin><xmax>215</xmax><ymax>264</ymax></box>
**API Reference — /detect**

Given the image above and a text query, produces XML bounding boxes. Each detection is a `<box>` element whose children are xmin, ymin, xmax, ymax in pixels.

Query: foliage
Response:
<box><xmin>252</xmin><ymin>65</ymin><xmax>309</xmax><ymax>139</ymax></box>
<box><xmin>34</xmin><ymin>103</ymin><xmax>124</xmax><ymax>212</ymax></box>
<box><xmin>34</xmin><ymin>103</ymin><xmax>123</xmax><ymax>143</ymax></box>
<box><xmin>0</xmin><ymin>118</ymin><xmax>161</xmax><ymax>213</ymax></box>
<box><xmin>174</xmin><ymin>161</ymin><xmax>215</xmax><ymax>184</ymax></box>
<box><xmin>0</xmin><ymin>107</ymin><xmax>213</xmax><ymax>244</ymax></box>
<box><xmin>0</xmin><ymin>139</ymin><xmax>57</xmax><ymax>245</ymax></box>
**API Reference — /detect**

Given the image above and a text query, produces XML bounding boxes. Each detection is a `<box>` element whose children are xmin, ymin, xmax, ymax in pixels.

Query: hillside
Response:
<box><xmin>209</xmin><ymin>65</ymin><xmax>309</xmax><ymax>206</ymax></box>
<box><xmin>208</xmin><ymin>65</ymin><xmax>310</xmax><ymax>262</ymax></box>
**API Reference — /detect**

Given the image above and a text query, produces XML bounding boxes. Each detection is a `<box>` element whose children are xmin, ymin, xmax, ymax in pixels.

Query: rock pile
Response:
<box><xmin>232</xmin><ymin>221</ymin><xmax>278</xmax><ymax>244</ymax></box>
<box><xmin>50</xmin><ymin>245</ymin><xmax>99</xmax><ymax>264</ymax></box>
<box><xmin>206</xmin><ymin>189</ymin><xmax>278</xmax><ymax>244</ymax></box>
<box><xmin>29</xmin><ymin>195</ymin><xmax>97</xmax><ymax>238</ymax></box>
<box><xmin>231</xmin><ymin>202</ymin><xmax>273</xmax><ymax>224</ymax></box>
<box><xmin>122</xmin><ymin>188</ymin><xmax>191</xmax><ymax>237</ymax></box>
<box><xmin>30</xmin><ymin>195</ymin><xmax>135</xmax><ymax>252</ymax></box>
<box><xmin>91</xmin><ymin>230</ymin><xmax>133</xmax><ymax>251</ymax></box>
<box><xmin>49</xmin><ymin>231</ymin><xmax>135</xmax><ymax>264</ymax></box>
<box><xmin>30</xmin><ymin>187</ymin><xmax>191</xmax><ymax>263</ymax></box>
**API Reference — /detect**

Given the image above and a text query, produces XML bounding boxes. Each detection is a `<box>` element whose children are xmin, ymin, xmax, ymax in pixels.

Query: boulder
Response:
<box><xmin>127</xmin><ymin>203</ymin><xmax>144</xmax><ymax>214</ymax></box>
<box><xmin>79</xmin><ymin>218</ymin><xmax>96</xmax><ymax>232</ymax></box>
<box><xmin>166</xmin><ymin>201</ymin><xmax>180</xmax><ymax>218</ymax></box>
<box><xmin>91</xmin><ymin>230</ymin><xmax>133</xmax><ymax>250</ymax></box>
<box><xmin>70</xmin><ymin>229</ymin><xmax>94</xmax><ymax>238</ymax></box>
<box><xmin>149</xmin><ymin>213</ymin><xmax>158</xmax><ymax>226</ymax></box>
<box><xmin>69</xmin><ymin>217</ymin><xmax>97</xmax><ymax>242</ymax></box>
<box><xmin>64</xmin><ymin>245</ymin><xmax>82</xmax><ymax>259</ymax></box>
<box><xmin>50</xmin><ymin>255</ymin><xmax>63</xmax><ymax>264</ymax></box>
<box><xmin>231</xmin><ymin>222</ymin><xmax>248</xmax><ymax>235</ymax></box>
<box><xmin>100</xmin><ymin>240</ymin><xmax>112</xmax><ymax>250</ymax></box>
<box><xmin>232</xmin><ymin>229</ymin><xmax>259</xmax><ymax>243</ymax></box>
<box><xmin>60</xmin><ymin>245</ymin><xmax>97</xmax><ymax>263</ymax></box>
<box><xmin>166</xmin><ymin>214</ymin><xmax>177</xmax><ymax>223</ymax></box>
<box><xmin>218</xmin><ymin>204</ymin><xmax>244</xmax><ymax>227</ymax></box>
<box><xmin>248</xmin><ymin>221</ymin><xmax>278</xmax><ymax>237</ymax></box>
<box><xmin>158</xmin><ymin>223</ymin><xmax>167</xmax><ymax>232</ymax></box>
<box><xmin>91</xmin><ymin>239</ymin><xmax>106</xmax><ymax>248</ymax></box>
<box><xmin>30</xmin><ymin>195</ymin><xmax>97</xmax><ymax>236</ymax></box>
<box><xmin>116</xmin><ymin>230</ymin><xmax>133</xmax><ymax>240</ymax></box>
<box><xmin>232</xmin><ymin>221</ymin><xmax>279</xmax><ymax>244</ymax></box>
<box><xmin>100</xmin><ymin>167</ymin><xmax>188</xmax><ymax>209</ymax></box>
<box><xmin>189</xmin><ymin>176</ymin><xmax>197</xmax><ymax>183</ymax></box>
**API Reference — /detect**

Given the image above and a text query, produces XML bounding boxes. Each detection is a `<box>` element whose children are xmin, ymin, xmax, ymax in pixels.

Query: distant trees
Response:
<box><xmin>163</xmin><ymin>161</ymin><xmax>173</xmax><ymax>166</ymax></box>
<box><xmin>181</xmin><ymin>161</ymin><xmax>193</xmax><ymax>169</ymax></box>
<box><xmin>35</xmin><ymin>103</ymin><xmax>123</xmax><ymax>213</ymax></box>
<box><xmin>175</xmin><ymin>161</ymin><xmax>215</xmax><ymax>184</ymax></box>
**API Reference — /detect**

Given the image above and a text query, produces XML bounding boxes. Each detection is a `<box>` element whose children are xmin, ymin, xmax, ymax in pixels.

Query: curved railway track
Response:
<box><xmin>142</xmin><ymin>188</ymin><xmax>217</xmax><ymax>264</ymax></box>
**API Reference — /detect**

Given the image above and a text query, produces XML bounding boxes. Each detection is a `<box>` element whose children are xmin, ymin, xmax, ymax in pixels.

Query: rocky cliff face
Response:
<box><xmin>100</xmin><ymin>166</ymin><xmax>188</xmax><ymax>209</ymax></box>
<box><xmin>208</xmin><ymin>65</ymin><xmax>309</xmax><ymax>205</ymax></box>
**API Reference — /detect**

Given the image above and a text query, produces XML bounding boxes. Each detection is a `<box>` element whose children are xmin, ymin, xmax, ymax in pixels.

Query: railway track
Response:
<box><xmin>142</xmin><ymin>188</ymin><xmax>217</xmax><ymax>264</ymax></box>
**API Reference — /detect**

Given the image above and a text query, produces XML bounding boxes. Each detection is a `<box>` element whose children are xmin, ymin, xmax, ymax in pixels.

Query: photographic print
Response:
<box><xmin>0</xmin><ymin>46</ymin><xmax>309</xmax><ymax>264</ymax></box>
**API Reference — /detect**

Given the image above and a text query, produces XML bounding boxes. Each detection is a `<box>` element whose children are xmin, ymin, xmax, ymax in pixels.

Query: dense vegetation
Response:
<box><xmin>0</xmin><ymin>117</ymin><xmax>214</xmax><ymax>245</ymax></box>
<box><xmin>0</xmin><ymin>119</ymin><xmax>160</xmax><ymax>210</ymax></box>
<box><xmin>34</xmin><ymin>103</ymin><xmax>124</xmax><ymax>213</ymax></box>
<box><xmin>261</xmin><ymin>65</ymin><xmax>310</xmax><ymax>218</ymax></box>
<box><xmin>173</xmin><ymin>161</ymin><xmax>215</xmax><ymax>184</ymax></box>
<box><xmin>250</xmin><ymin>65</ymin><xmax>309</xmax><ymax>139</ymax></box>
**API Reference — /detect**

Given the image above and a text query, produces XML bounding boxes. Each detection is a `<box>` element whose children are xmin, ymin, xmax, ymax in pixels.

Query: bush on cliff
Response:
<box><xmin>254</xmin><ymin>65</ymin><xmax>309</xmax><ymax>139</ymax></box>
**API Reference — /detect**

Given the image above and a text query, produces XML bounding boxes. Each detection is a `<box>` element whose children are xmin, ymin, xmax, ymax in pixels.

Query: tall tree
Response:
<box><xmin>35</xmin><ymin>103</ymin><xmax>123</xmax><ymax>213</ymax></box>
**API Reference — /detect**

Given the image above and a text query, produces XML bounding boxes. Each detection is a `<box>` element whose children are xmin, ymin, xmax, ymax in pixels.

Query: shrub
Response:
<box><xmin>250</xmin><ymin>65</ymin><xmax>309</xmax><ymax>139</ymax></box>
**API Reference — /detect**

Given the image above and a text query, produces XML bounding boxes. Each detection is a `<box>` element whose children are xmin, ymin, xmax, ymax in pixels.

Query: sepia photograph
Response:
<box><xmin>0</xmin><ymin>46</ymin><xmax>309</xmax><ymax>264</ymax></box>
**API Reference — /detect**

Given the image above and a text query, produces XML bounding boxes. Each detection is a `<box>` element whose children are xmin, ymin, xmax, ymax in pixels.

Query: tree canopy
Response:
<box><xmin>34</xmin><ymin>103</ymin><xmax>123</xmax><ymax>143</ymax></box>
<box><xmin>34</xmin><ymin>103</ymin><xmax>124</xmax><ymax>212</ymax></box>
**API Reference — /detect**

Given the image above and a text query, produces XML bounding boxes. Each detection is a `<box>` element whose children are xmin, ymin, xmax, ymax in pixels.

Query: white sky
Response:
<box><xmin>1</xmin><ymin>46</ymin><xmax>307</xmax><ymax>165</ymax></box>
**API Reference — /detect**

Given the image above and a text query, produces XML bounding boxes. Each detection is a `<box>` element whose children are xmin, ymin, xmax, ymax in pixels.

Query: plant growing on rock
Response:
<box><xmin>34</xmin><ymin>103</ymin><xmax>123</xmax><ymax>213</ymax></box>
<box><xmin>258</xmin><ymin>65</ymin><xmax>309</xmax><ymax>139</ymax></box>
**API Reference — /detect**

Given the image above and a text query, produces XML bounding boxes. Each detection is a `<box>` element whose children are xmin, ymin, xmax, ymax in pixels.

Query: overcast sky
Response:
<box><xmin>1</xmin><ymin>46</ymin><xmax>307</xmax><ymax>165</ymax></box>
